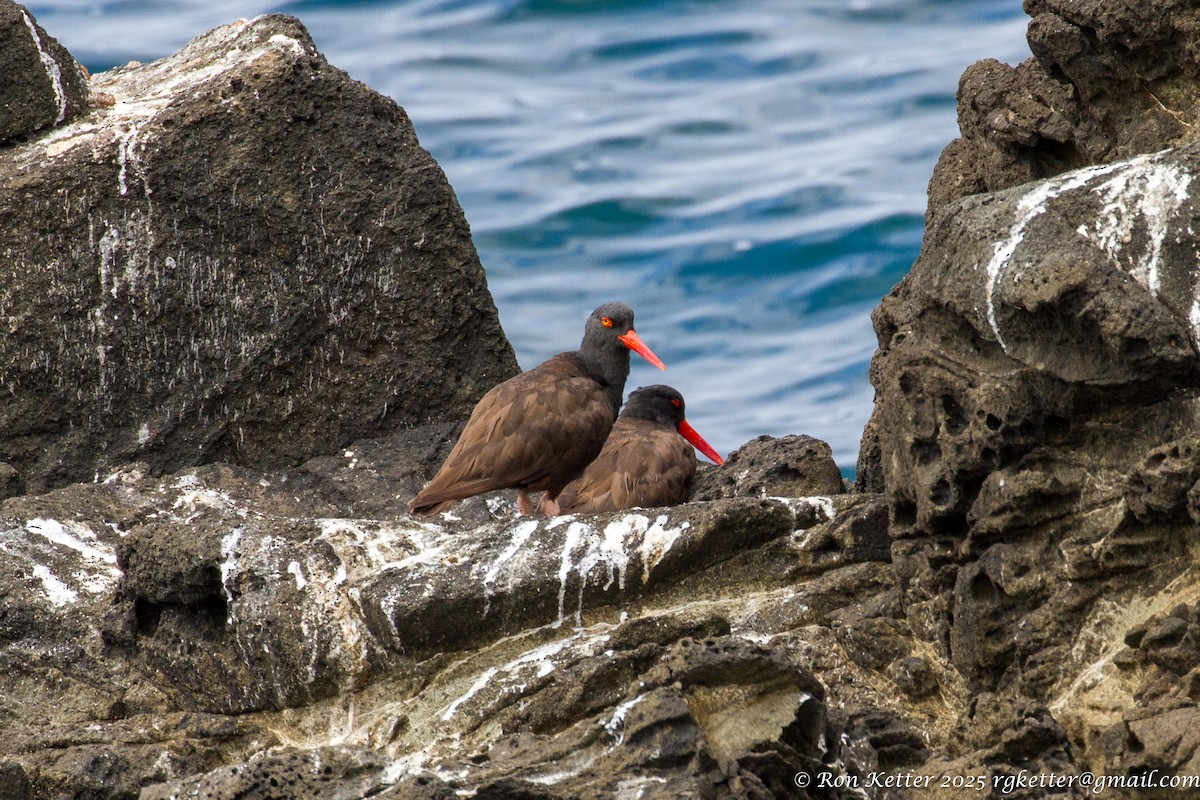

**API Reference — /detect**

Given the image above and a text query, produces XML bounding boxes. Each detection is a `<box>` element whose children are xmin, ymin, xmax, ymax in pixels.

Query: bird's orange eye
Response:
<box><xmin>671</xmin><ymin>399</ymin><xmax>681</xmax><ymax>408</ymax></box>
<box><xmin>601</xmin><ymin>317</ymin><xmax>613</xmax><ymax>328</ymax></box>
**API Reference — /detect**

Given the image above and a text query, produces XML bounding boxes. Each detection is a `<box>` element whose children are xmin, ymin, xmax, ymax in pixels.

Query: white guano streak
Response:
<box><xmin>604</xmin><ymin>694</ymin><xmax>644</xmax><ymax>744</ymax></box>
<box><xmin>219</xmin><ymin>527</ymin><xmax>243</xmax><ymax>623</ymax></box>
<box><xmin>33</xmin><ymin>564</ymin><xmax>78</xmax><ymax>606</ymax></box>
<box><xmin>25</xmin><ymin>518</ymin><xmax>117</xmax><ymax>565</ymax></box>
<box><xmin>440</xmin><ymin>667</ymin><xmax>498</xmax><ymax>722</ymax></box>
<box><xmin>556</xmin><ymin>522</ymin><xmax>587</xmax><ymax>625</ymax></box>
<box><xmin>984</xmin><ymin>160</ymin><xmax>1129</xmax><ymax>352</ymax></box>
<box><xmin>482</xmin><ymin>519</ymin><xmax>539</xmax><ymax>615</ymax></box>
<box><xmin>638</xmin><ymin>515</ymin><xmax>689</xmax><ymax>583</ymax></box>
<box><xmin>20</xmin><ymin>9</ymin><xmax>68</xmax><ymax>123</ymax></box>
<box><xmin>1077</xmin><ymin>159</ymin><xmax>1192</xmax><ymax>309</ymax></box>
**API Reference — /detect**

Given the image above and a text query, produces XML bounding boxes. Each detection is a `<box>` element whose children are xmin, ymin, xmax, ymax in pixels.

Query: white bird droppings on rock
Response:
<box><xmin>32</xmin><ymin>564</ymin><xmax>77</xmax><ymax>606</ymax></box>
<box><xmin>984</xmin><ymin>160</ymin><xmax>1125</xmax><ymax>351</ymax></box>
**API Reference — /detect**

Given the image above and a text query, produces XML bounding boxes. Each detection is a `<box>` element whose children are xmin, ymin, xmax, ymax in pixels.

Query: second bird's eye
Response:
<box><xmin>671</xmin><ymin>399</ymin><xmax>681</xmax><ymax>408</ymax></box>
<box><xmin>601</xmin><ymin>317</ymin><xmax>613</xmax><ymax>328</ymax></box>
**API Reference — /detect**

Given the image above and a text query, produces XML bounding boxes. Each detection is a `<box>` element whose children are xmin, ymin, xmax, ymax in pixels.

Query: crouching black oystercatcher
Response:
<box><xmin>408</xmin><ymin>302</ymin><xmax>666</xmax><ymax>517</ymax></box>
<box><xmin>556</xmin><ymin>384</ymin><xmax>723</xmax><ymax>514</ymax></box>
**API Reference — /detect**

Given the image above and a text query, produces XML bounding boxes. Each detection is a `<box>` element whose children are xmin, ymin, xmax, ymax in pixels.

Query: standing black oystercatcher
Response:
<box><xmin>557</xmin><ymin>384</ymin><xmax>723</xmax><ymax>514</ymax></box>
<box><xmin>408</xmin><ymin>302</ymin><xmax>666</xmax><ymax>517</ymax></box>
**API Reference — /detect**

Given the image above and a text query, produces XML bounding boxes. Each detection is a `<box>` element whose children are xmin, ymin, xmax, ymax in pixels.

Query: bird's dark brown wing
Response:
<box><xmin>558</xmin><ymin>419</ymin><xmax>697</xmax><ymax>514</ymax></box>
<box><xmin>409</xmin><ymin>355</ymin><xmax>616</xmax><ymax>516</ymax></box>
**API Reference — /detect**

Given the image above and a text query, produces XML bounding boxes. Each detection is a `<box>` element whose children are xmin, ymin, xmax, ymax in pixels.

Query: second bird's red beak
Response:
<box><xmin>618</xmin><ymin>329</ymin><xmax>667</xmax><ymax>371</ymax></box>
<box><xmin>678</xmin><ymin>420</ymin><xmax>724</xmax><ymax>465</ymax></box>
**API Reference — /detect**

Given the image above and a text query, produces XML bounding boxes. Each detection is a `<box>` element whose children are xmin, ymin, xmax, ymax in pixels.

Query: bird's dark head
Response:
<box><xmin>623</xmin><ymin>384</ymin><xmax>724</xmax><ymax>465</ymax></box>
<box><xmin>623</xmin><ymin>384</ymin><xmax>687</xmax><ymax>426</ymax></box>
<box><xmin>582</xmin><ymin>302</ymin><xmax>666</xmax><ymax>371</ymax></box>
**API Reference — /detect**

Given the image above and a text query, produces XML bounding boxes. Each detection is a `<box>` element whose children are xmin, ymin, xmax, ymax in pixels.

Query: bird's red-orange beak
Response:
<box><xmin>617</xmin><ymin>329</ymin><xmax>667</xmax><ymax>371</ymax></box>
<box><xmin>678</xmin><ymin>420</ymin><xmax>724</xmax><ymax>465</ymax></box>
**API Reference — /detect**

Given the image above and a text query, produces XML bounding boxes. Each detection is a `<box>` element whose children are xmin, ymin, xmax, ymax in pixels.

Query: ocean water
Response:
<box><xmin>32</xmin><ymin>0</ymin><xmax>1032</xmax><ymax>475</ymax></box>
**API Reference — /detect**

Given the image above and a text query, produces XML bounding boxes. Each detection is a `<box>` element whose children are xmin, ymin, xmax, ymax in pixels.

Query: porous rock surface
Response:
<box><xmin>693</xmin><ymin>434</ymin><xmax>847</xmax><ymax>502</ymax></box>
<box><xmin>8</xmin><ymin>1</ymin><xmax>1200</xmax><ymax>798</ymax></box>
<box><xmin>0</xmin><ymin>6</ymin><xmax>517</xmax><ymax>496</ymax></box>
<box><xmin>929</xmin><ymin>0</ymin><xmax>1200</xmax><ymax>218</ymax></box>
<box><xmin>861</xmin><ymin>0</ymin><xmax>1200</xmax><ymax>792</ymax></box>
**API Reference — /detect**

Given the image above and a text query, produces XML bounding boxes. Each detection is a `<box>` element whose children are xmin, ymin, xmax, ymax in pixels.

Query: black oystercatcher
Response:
<box><xmin>408</xmin><ymin>302</ymin><xmax>666</xmax><ymax>517</ymax></box>
<box><xmin>557</xmin><ymin>384</ymin><xmax>723</xmax><ymax>514</ymax></box>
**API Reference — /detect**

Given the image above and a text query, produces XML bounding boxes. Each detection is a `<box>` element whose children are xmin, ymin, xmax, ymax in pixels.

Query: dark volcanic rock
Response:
<box><xmin>0</xmin><ymin>14</ymin><xmax>517</xmax><ymax>495</ymax></box>
<box><xmin>929</xmin><ymin>0</ymin><xmax>1200</xmax><ymax>217</ymax></box>
<box><xmin>0</xmin><ymin>462</ymin><xmax>22</xmax><ymax>500</ymax></box>
<box><xmin>857</xmin><ymin>0</ymin><xmax>1200</xmax><ymax>792</ymax></box>
<box><xmin>1097</xmin><ymin>600</ymin><xmax>1200</xmax><ymax>781</ymax></box>
<box><xmin>0</xmin><ymin>1</ymin><xmax>89</xmax><ymax>143</ymax></box>
<box><xmin>1124</xmin><ymin>434</ymin><xmax>1200</xmax><ymax>523</ymax></box>
<box><xmin>140</xmin><ymin>747</ymin><xmax>389</xmax><ymax>800</ymax></box>
<box><xmin>692</xmin><ymin>434</ymin><xmax>845</xmax><ymax>501</ymax></box>
<box><xmin>0</xmin><ymin>436</ymin><xmax>897</xmax><ymax>799</ymax></box>
<box><xmin>871</xmin><ymin>141</ymin><xmax>1200</xmax><ymax>545</ymax></box>
<box><xmin>867</xmin><ymin>118</ymin><xmax>1200</xmax><ymax>723</ymax></box>
<box><xmin>0</xmin><ymin>10</ymin><xmax>913</xmax><ymax>800</ymax></box>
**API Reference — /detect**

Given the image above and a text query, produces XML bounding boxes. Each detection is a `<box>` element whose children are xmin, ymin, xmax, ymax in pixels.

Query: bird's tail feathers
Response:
<box><xmin>407</xmin><ymin>477</ymin><xmax>505</xmax><ymax>518</ymax></box>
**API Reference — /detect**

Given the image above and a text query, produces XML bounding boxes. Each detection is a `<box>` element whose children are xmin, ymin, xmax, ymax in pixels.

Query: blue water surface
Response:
<box><xmin>32</xmin><ymin>0</ymin><xmax>1033</xmax><ymax>474</ymax></box>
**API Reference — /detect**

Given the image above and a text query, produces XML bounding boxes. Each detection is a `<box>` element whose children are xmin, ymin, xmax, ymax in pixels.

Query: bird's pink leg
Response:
<box><xmin>518</xmin><ymin>489</ymin><xmax>535</xmax><ymax>516</ymax></box>
<box><xmin>539</xmin><ymin>492</ymin><xmax>561</xmax><ymax>517</ymax></box>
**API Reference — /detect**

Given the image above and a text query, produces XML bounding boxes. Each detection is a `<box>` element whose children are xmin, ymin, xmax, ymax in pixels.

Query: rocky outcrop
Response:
<box><xmin>0</xmin><ymin>1</ymin><xmax>89</xmax><ymax>143</ymax></box>
<box><xmin>875</xmin><ymin>144</ymin><xmax>1200</xmax><ymax>543</ymax></box>
<box><xmin>693</xmin><ymin>434</ymin><xmax>847</xmax><ymax>501</ymax></box>
<box><xmin>929</xmin><ymin>0</ymin><xmax>1200</xmax><ymax>218</ymax></box>
<box><xmin>0</xmin><ymin>8</ymin><xmax>517</xmax><ymax>496</ymax></box>
<box><xmin>0</xmin><ymin>437</ymin><xmax>894</xmax><ymax>799</ymax></box>
<box><xmin>863</xmin><ymin>0</ymin><xmax>1200</xmax><ymax>790</ymax></box>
